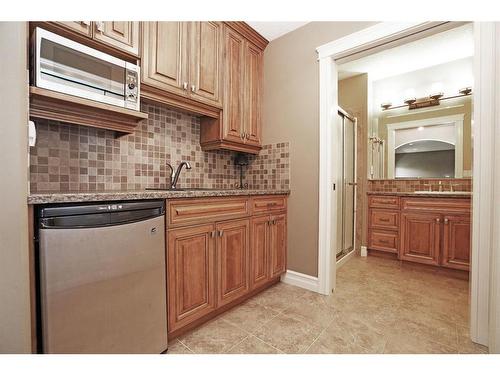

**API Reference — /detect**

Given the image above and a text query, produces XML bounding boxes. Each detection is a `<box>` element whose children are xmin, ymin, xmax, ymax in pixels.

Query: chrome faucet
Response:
<box><xmin>167</xmin><ymin>161</ymin><xmax>192</xmax><ymax>189</ymax></box>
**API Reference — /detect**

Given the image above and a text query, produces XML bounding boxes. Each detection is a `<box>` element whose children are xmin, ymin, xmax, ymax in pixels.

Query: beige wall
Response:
<box><xmin>0</xmin><ymin>22</ymin><xmax>32</xmax><ymax>353</ymax></box>
<box><xmin>338</xmin><ymin>74</ymin><xmax>369</xmax><ymax>249</ymax></box>
<box><xmin>262</xmin><ymin>22</ymin><xmax>376</xmax><ymax>276</ymax></box>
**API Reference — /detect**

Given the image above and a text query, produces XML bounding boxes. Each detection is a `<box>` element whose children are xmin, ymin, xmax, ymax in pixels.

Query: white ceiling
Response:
<box><xmin>338</xmin><ymin>23</ymin><xmax>474</xmax><ymax>81</ymax></box>
<box><xmin>247</xmin><ymin>22</ymin><xmax>309</xmax><ymax>41</ymax></box>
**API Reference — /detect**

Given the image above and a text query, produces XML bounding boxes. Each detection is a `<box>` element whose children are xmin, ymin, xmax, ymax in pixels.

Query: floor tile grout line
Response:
<box><xmin>172</xmin><ymin>338</ymin><xmax>195</xmax><ymax>354</ymax></box>
<box><xmin>248</xmin><ymin>333</ymin><xmax>286</xmax><ymax>354</ymax></box>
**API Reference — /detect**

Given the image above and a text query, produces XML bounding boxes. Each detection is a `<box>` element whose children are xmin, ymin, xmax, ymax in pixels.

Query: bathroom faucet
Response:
<box><xmin>167</xmin><ymin>161</ymin><xmax>192</xmax><ymax>189</ymax></box>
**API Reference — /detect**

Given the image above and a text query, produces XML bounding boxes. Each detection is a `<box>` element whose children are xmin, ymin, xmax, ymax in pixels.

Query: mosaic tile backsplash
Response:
<box><xmin>368</xmin><ymin>178</ymin><xmax>472</xmax><ymax>193</ymax></box>
<box><xmin>29</xmin><ymin>103</ymin><xmax>290</xmax><ymax>193</ymax></box>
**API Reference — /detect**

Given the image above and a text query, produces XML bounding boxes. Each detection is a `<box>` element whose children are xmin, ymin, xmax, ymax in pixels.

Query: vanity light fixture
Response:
<box><xmin>381</xmin><ymin>87</ymin><xmax>473</xmax><ymax>111</ymax></box>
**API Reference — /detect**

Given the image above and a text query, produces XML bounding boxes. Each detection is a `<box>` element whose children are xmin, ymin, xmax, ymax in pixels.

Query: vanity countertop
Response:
<box><xmin>28</xmin><ymin>189</ymin><xmax>291</xmax><ymax>205</ymax></box>
<box><xmin>367</xmin><ymin>191</ymin><xmax>472</xmax><ymax>198</ymax></box>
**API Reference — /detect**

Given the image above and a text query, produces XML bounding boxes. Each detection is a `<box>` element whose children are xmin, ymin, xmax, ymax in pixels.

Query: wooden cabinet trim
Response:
<box><xmin>369</xmin><ymin>209</ymin><xmax>399</xmax><ymax>231</ymax></box>
<box><xmin>400</xmin><ymin>211</ymin><xmax>441</xmax><ymax>266</ymax></box>
<box><xmin>401</xmin><ymin>197</ymin><xmax>471</xmax><ymax>213</ymax></box>
<box><xmin>251</xmin><ymin>195</ymin><xmax>287</xmax><ymax>215</ymax></box>
<box><xmin>368</xmin><ymin>229</ymin><xmax>398</xmax><ymax>253</ymax></box>
<box><xmin>442</xmin><ymin>214</ymin><xmax>471</xmax><ymax>270</ymax></box>
<box><xmin>368</xmin><ymin>195</ymin><xmax>400</xmax><ymax>209</ymax></box>
<box><xmin>92</xmin><ymin>21</ymin><xmax>139</xmax><ymax>56</ymax></box>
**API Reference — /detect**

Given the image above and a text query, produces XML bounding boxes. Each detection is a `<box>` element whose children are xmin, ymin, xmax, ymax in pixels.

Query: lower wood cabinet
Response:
<box><xmin>166</xmin><ymin>195</ymin><xmax>287</xmax><ymax>336</ymax></box>
<box><xmin>167</xmin><ymin>224</ymin><xmax>216</xmax><ymax>333</ymax></box>
<box><xmin>367</xmin><ymin>194</ymin><xmax>471</xmax><ymax>271</ymax></box>
<box><xmin>216</xmin><ymin>219</ymin><xmax>250</xmax><ymax>307</ymax></box>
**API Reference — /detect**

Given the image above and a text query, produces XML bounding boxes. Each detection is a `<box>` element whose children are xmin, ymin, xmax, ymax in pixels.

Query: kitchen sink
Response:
<box><xmin>413</xmin><ymin>191</ymin><xmax>472</xmax><ymax>195</ymax></box>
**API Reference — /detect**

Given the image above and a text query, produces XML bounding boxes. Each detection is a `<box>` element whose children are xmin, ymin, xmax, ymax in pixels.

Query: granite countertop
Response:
<box><xmin>367</xmin><ymin>191</ymin><xmax>472</xmax><ymax>198</ymax></box>
<box><xmin>28</xmin><ymin>189</ymin><xmax>291</xmax><ymax>205</ymax></box>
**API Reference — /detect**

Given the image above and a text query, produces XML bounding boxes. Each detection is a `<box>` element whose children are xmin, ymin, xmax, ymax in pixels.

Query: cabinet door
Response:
<box><xmin>167</xmin><ymin>224</ymin><xmax>216</xmax><ymax>333</ymax></box>
<box><xmin>244</xmin><ymin>42</ymin><xmax>263</xmax><ymax>147</ymax></box>
<box><xmin>188</xmin><ymin>22</ymin><xmax>222</xmax><ymax>107</ymax></box>
<box><xmin>400</xmin><ymin>212</ymin><xmax>441</xmax><ymax>266</ymax></box>
<box><xmin>216</xmin><ymin>219</ymin><xmax>250</xmax><ymax>307</ymax></box>
<box><xmin>250</xmin><ymin>215</ymin><xmax>270</xmax><ymax>289</ymax></box>
<box><xmin>270</xmin><ymin>213</ymin><xmax>287</xmax><ymax>278</ymax></box>
<box><xmin>141</xmin><ymin>22</ymin><xmax>189</xmax><ymax>97</ymax></box>
<box><xmin>222</xmin><ymin>26</ymin><xmax>245</xmax><ymax>143</ymax></box>
<box><xmin>442</xmin><ymin>214</ymin><xmax>471</xmax><ymax>271</ymax></box>
<box><xmin>55</xmin><ymin>21</ymin><xmax>93</xmax><ymax>37</ymax></box>
<box><xmin>93</xmin><ymin>21</ymin><xmax>139</xmax><ymax>56</ymax></box>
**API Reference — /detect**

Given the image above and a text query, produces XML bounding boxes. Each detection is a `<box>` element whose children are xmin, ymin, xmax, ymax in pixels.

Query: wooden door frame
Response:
<box><xmin>316</xmin><ymin>21</ymin><xmax>497</xmax><ymax>349</ymax></box>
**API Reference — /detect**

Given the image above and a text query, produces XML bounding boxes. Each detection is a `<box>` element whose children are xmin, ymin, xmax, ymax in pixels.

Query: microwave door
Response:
<box><xmin>35</xmin><ymin>28</ymin><xmax>127</xmax><ymax>108</ymax></box>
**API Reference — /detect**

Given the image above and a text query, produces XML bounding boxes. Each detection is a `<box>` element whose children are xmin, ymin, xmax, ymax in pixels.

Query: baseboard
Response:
<box><xmin>281</xmin><ymin>270</ymin><xmax>320</xmax><ymax>293</ymax></box>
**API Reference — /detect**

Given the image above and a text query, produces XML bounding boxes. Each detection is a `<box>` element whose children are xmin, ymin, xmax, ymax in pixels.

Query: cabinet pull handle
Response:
<box><xmin>240</xmin><ymin>132</ymin><xmax>246</xmax><ymax>140</ymax></box>
<box><xmin>379</xmin><ymin>218</ymin><xmax>390</xmax><ymax>222</ymax></box>
<box><xmin>218</xmin><ymin>230</ymin><xmax>224</xmax><ymax>237</ymax></box>
<box><xmin>81</xmin><ymin>21</ymin><xmax>91</xmax><ymax>26</ymax></box>
<box><xmin>191</xmin><ymin>84</ymin><xmax>196</xmax><ymax>92</ymax></box>
<box><xmin>210</xmin><ymin>230</ymin><xmax>215</xmax><ymax>238</ymax></box>
<box><xmin>96</xmin><ymin>21</ymin><xmax>104</xmax><ymax>32</ymax></box>
<box><xmin>246</xmin><ymin>133</ymin><xmax>250</xmax><ymax>140</ymax></box>
<box><xmin>272</xmin><ymin>220</ymin><xmax>276</xmax><ymax>225</ymax></box>
<box><xmin>182</xmin><ymin>82</ymin><xmax>188</xmax><ymax>90</ymax></box>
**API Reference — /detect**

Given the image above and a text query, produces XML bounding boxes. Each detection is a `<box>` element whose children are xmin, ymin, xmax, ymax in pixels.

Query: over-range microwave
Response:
<box><xmin>31</xmin><ymin>27</ymin><xmax>140</xmax><ymax>111</ymax></box>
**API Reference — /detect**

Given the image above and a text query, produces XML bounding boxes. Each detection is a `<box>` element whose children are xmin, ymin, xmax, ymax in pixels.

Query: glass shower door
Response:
<box><xmin>337</xmin><ymin>109</ymin><xmax>357</xmax><ymax>259</ymax></box>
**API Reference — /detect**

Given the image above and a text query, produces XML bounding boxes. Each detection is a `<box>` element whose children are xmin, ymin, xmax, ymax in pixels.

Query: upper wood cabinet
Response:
<box><xmin>189</xmin><ymin>22</ymin><xmax>223</xmax><ymax>107</ymax></box>
<box><xmin>141</xmin><ymin>22</ymin><xmax>189</xmax><ymax>98</ymax></box>
<box><xmin>92</xmin><ymin>21</ymin><xmax>139</xmax><ymax>56</ymax></box>
<box><xmin>50</xmin><ymin>21</ymin><xmax>139</xmax><ymax>57</ymax></box>
<box><xmin>200</xmin><ymin>23</ymin><xmax>268</xmax><ymax>154</ymax></box>
<box><xmin>141</xmin><ymin>21</ymin><xmax>223</xmax><ymax>112</ymax></box>
<box><xmin>55</xmin><ymin>21</ymin><xmax>92</xmax><ymax>37</ymax></box>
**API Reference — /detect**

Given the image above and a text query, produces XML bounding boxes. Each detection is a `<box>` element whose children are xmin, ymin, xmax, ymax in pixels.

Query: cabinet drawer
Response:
<box><xmin>167</xmin><ymin>197</ymin><xmax>249</xmax><ymax>227</ymax></box>
<box><xmin>368</xmin><ymin>195</ymin><xmax>400</xmax><ymax>209</ymax></box>
<box><xmin>401</xmin><ymin>197</ymin><xmax>471</xmax><ymax>213</ymax></box>
<box><xmin>369</xmin><ymin>209</ymin><xmax>399</xmax><ymax>230</ymax></box>
<box><xmin>252</xmin><ymin>195</ymin><xmax>287</xmax><ymax>214</ymax></box>
<box><xmin>368</xmin><ymin>230</ymin><xmax>398</xmax><ymax>253</ymax></box>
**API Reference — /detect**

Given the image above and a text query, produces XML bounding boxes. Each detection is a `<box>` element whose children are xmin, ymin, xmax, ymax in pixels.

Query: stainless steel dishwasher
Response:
<box><xmin>37</xmin><ymin>200</ymin><xmax>168</xmax><ymax>353</ymax></box>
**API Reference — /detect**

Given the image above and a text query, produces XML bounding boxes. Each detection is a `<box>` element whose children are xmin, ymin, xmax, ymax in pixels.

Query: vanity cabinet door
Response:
<box><xmin>442</xmin><ymin>214</ymin><xmax>471</xmax><ymax>271</ymax></box>
<box><xmin>216</xmin><ymin>219</ymin><xmax>250</xmax><ymax>307</ymax></box>
<box><xmin>270</xmin><ymin>213</ymin><xmax>287</xmax><ymax>278</ymax></box>
<box><xmin>400</xmin><ymin>212</ymin><xmax>441</xmax><ymax>266</ymax></box>
<box><xmin>250</xmin><ymin>215</ymin><xmax>271</xmax><ymax>289</ymax></box>
<box><xmin>167</xmin><ymin>224</ymin><xmax>216</xmax><ymax>333</ymax></box>
<box><xmin>93</xmin><ymin>21</ymin><xmax>139</xmax><ymax>56</ymax></box>
<box><xmin>141</xmin><ymin>22</ymin><xmax>189</xmax><ymax>97</ymax></box>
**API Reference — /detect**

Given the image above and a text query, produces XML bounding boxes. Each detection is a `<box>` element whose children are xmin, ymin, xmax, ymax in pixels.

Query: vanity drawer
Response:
<box><xmin>252</xmin><ymin>195</ymin><xmax>287</xmax><ymax>214</ymax></box>
<box><xmin>401</xmin><ymin>197</ymin><xmax>471</xmax><ymax>213</ymax></box>
<box><xmin>370</xmin><ymin>209</ymin><xmax>399</xmax><ymax>230</ymax></box>
<box><xmin>368</xmin><ymin>195</ymin><xmax>400</xmax><ymax>209</ymax></box>
<box><xmin>368</xmin><ymin>230</ymin><xmax>398</xmax><ymax>253</ymax></box>
<box><xmin>167</xmin><ymin>197</ymin><xmax>250</xmax><ymax>227</ymax></box>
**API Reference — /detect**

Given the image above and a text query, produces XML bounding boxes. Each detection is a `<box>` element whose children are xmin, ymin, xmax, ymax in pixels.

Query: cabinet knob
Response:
<box><xmin>246</xmin><ymin>133</ymin><xmax>250</xmax><ymax>140</ymax></box>
<box><xmin>218</xmin><ymin>230</ymin><xmax>224</xmax><ymax>237</ymax></box>
<box><xmin>444</xmin><ymin>218</ymin><xmax>449</xmax><ymax>224</ymax></box>
<box><xmin>210</xmin><ymin>230</ymin><xmax>216</xmax><ymax>238</ymax></box>
<box><xmin>182</xmin><ymin>82</ymin><xmax>188</xmax><ymax>90</ymax></box>
<box><xmin>191</xmin><ymin>84</ymin><xmax>196</xmax><ymax>92</ymax></box>
<box><xmin>240</xmin><ymin>132</ymin><xmax>245</xmax><ymax>140</ymax></box>
<box><xmin>95</xmin><ymin>21</ymin><xmax>104</xmax><ymax>32</ymax></box>
<box><xmin>436</xmin><ymin>218</ymin><xmax>441</xmax><ymax>223</ymax></box>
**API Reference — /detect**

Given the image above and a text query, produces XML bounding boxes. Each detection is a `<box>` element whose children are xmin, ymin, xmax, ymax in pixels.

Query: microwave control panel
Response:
<box><xmin>125</xmin><ymin>69</ymin><xmax>139</xmax><ymax>108</ymax></box>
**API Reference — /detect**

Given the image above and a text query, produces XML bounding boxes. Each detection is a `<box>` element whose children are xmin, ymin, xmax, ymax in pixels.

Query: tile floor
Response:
<box><xmin>167</xmin><ymin>255</ymin><xmax>488</xmax><ymax>354</ymax></box>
